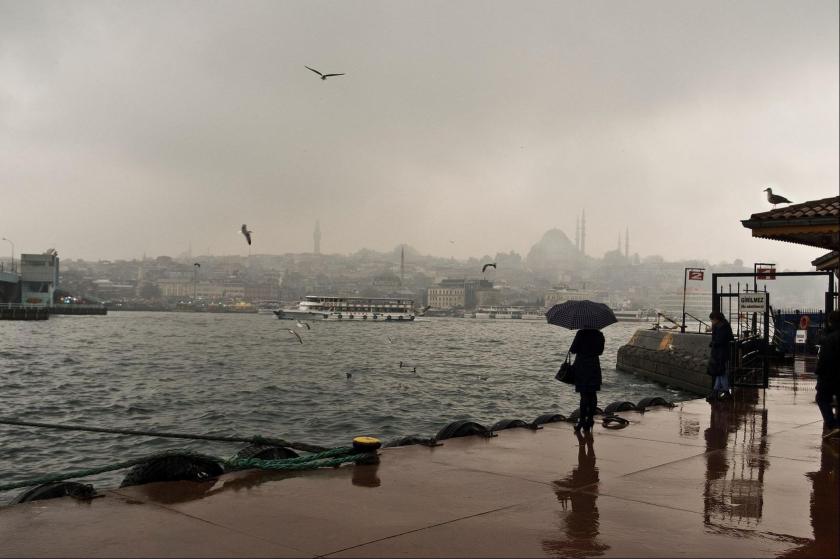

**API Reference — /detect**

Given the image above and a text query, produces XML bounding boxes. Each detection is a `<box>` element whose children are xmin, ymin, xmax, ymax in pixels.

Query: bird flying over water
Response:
<box><xmin>763</xmin><ymin>188</ymin><xmax>792</xmax><ymax>208</ymax></box>
<box><xmin>482</xmin><ymin>263</ymin><xmax>497</xmax><ymax>274</ymax></box>
<box><xmin>305</xmin><ymin>66</ymin><xmax>345</xmax><ymax>81</ymax></box>
<box><xmin>240</xmin><ymin>224</ymin><xmax>252</xmax><ymax>245</ymax></box>
<box><xmin>296</xmin><ymin>321</ymin><xmax>311</xmax><ymax>330</ymax></box>
<box><xmin>287</xmin><ymin>329</ymin><xmax>303</xmax><ymax>344</ymax></box>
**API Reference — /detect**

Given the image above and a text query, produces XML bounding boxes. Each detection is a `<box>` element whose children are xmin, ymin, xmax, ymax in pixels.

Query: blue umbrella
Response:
<box><xmin>545</xmin><ymin>300</ymin><xmax>617</xmax><ymax>330</ymax></box>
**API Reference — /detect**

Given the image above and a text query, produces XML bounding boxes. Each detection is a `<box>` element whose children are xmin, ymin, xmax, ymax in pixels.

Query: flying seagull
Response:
<box><xmin>296</xmin><ymin>321</ymin><xmax>311</xmax><ymax>330</ymax></box>
<box><xmin>305</xmin><ymin>66</ymin><xmax>345</xmax><ymax>81</ymax></box>
<box><xmin>764</xmin><ymin>188</ymin><xmax>792</xmax><ymax>208</ymax></box>
<box><xmin>482</xmin><ymin>263</ymin><xmax>497</xmax><ymax>274</ymax></box>
<box><xmin>240</xmin><ymin>224</ymin><xmax>252</xmax><ymax>246</ymax></box>
<box><xmin>287</xmin><ymin>329</ymin><xmax>303</xmax><ymax>344</ymax></box>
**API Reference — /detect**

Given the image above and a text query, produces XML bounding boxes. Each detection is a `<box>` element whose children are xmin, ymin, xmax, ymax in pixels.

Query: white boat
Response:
<box><xmin>274</xmin><ymin>296</ymin><xmax>415</xmax><ymax>322</ymax></box>
<box><xmin>470</xmin><ymin>306</ymin><xmax>543</xmax><ymax>320</ymax></box>
<box><xmin>612</xmin><ymin>309</ymin><xmax>653</xmax><ymax>322</ymax></box>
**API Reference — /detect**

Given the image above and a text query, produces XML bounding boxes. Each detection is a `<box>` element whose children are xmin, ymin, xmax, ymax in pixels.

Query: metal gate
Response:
<box><xmin>711</xmin><ymin>270</ymin><xmax>835</xmax><ymax>389</ymax></box>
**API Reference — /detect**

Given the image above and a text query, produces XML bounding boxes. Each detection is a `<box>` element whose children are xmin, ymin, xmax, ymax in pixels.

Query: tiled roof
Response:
<box><xmin>746</xmin><ymin>196</ymin><xmax>839</xmax><ymax>223</ymax></box>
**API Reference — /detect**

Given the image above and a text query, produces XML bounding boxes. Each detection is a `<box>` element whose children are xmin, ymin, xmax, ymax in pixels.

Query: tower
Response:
<box><xmin>313</xmin><ymin>220</ymin><xmax>321</xmax><ymax>255</ymax></box>
<box><xmin>625</xmin><ymin>226</ymin><xmax>629</xmax><ymax>258</ymax></box>
<box><xmin>575</xmin><ymin>216</ymin><xmax>580</xmax><ymax>251</ymax></box>
<box><xmin>400</xmin><ymin>245</ymin><xmax>405</xmax><ymax>286</ymax></box>
<box><xmin>617</xmin><ymin>232</ymin><xmax>621</xmax><ymax>252</ymax></box>
<box><xmin>580</xmin><ymin>209</ymin><xmax>586</xmax><ymax>256</ymax></box>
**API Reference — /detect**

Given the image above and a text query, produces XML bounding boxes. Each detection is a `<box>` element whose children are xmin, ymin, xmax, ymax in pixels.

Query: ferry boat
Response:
<box><xmin>274</xmin><ymin>296</ymin><xmax>415</xmax><ymax>321</ymax></box>
<box><xmin>470</xmin><ymin>307</ymin><xmax>545</xmax><ymax>320</ymax></box>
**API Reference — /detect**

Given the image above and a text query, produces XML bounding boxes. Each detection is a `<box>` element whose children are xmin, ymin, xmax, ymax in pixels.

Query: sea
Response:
<box><xmin>0</xmin><ymin>312</ymin><xmax>692</xmax><ymax>502</ymax></box>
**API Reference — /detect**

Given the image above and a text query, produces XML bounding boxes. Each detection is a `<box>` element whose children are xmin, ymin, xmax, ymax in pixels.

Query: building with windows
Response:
<box><xmin>20</xmin><ymin>250</ymin><xmax>59</xmax><ymax>306</ymax></box>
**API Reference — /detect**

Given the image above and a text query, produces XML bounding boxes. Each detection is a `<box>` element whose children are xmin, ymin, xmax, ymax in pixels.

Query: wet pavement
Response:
<box><xmin>1</xmin><ymin>363</ymin><xmax>837</xmax><ymax>558</ymax></box>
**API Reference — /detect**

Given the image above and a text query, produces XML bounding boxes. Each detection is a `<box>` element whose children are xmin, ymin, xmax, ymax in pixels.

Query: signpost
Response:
<box><xmin>795</xmin><ymin>330</ymin><xmax>807</xmax><ymax>344</ymax></box>
<box><xmin>681</xmin><ymin>267</ymin><xmax>706</xmax><ymax>333</ymax></box>
<box><xmin>756</xmin><ymin>267</ymin><xmax>776</xmax><ymax>280</ymax></box>
<box><xmin>738</xmin><ymin>292</ymin><xmax>768</xmax><ymax>313</ymax></box>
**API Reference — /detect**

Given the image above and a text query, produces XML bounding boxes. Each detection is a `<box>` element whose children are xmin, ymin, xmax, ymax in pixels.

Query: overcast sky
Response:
<box><xmin>1</xmin><ymin>0</ymin><xmax>837</xmax><ymax>267</ymax></box>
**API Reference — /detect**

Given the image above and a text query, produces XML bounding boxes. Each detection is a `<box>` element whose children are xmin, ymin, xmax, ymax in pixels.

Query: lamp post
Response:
<box><xmin>193</xmin><ymin>263</ymin><xmax>200</xmax><ymax>303</ymax></box>
<box><xmin>2</xmin><ymin>237</ymin><xmax>14</xmax><ymax>272</ymax></box>
<box><xmin>682</xmin><ymin>267</ymin><xmax>706</xmax><ymax>333</ymax></box>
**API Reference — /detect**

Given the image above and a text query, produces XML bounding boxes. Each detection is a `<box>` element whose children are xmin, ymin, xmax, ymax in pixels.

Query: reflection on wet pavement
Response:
<box><xmin>1</xmin><ymin>367</ymin><xmax>837</xmax><ymax>558</ymax></box>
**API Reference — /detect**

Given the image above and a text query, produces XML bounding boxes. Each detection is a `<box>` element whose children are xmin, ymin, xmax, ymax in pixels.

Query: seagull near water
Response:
<box><xmin>286</xmin><ymin>329</ymin><xmax>303</xmax><ymax>344</ymax></box>
<box><xmin>305</xmin><ymin>66</ymin><xmax>345</xmax><ymax>81</ymax></box>
<box><xmin>764</xmin><ymin>188</ymin><xmax>793</xmax><ymax>209</ymax></box>
<box><xmin>240</xmin><ymin>224</ymin><xmax>252</xmax><ymax>246</ymax></box>
<box><xmin>296</xmin><ymin>321</ymin><xmax>311</xmax><ymax>330</ymax></box>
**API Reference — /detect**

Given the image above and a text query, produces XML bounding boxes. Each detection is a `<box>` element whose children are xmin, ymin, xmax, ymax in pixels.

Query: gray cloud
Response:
<box><xmin>1</xmin><ymin>0</ymin><xmax>837</xmax><ymax>267</ymax></box>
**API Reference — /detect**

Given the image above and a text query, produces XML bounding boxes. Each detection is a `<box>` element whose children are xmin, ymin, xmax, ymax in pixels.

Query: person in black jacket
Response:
<box><xmin>569</xmin><ymin>328</ymin><xmax>605</xmax><ymax>432</ymax></box>
<box><xmin>816</xmin><ymin>310</ymin><xmax>840</xmax><ymax>438</ymax></box>
<box><xmin>707</xmin><ymin>311</ymin><xmax>734</xmax><ymax>402</ymax></box>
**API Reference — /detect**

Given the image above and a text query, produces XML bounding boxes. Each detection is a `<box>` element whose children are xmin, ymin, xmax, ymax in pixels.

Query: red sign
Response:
<box><xmin>688</xmin><ymin>271</ymin><xmax>704</xmax><ymax>281</ymax></box>
<box><xmin>757</xmin><ymin>267</ymin><xmax>776</xmax><ymax>280</ymax></box>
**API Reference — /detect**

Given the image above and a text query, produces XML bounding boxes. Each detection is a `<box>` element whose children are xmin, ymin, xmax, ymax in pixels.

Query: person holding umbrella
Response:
<box><xmin>546</xmin><ymin>300</ymin><xmax>617</xmax><ymax>433</ymax></box>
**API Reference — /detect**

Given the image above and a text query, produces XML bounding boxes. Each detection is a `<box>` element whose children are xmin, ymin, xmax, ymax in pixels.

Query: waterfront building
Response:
<box><xmin>19</xmin><ymin>250</ymin><xmax>59</xmax><ymax>306</ymax></box>
<box><xmin>544</xmin><ymin>287</ymin><xmax>597</xmax><ymax>308</ymax></box>
<box><xmin>655</xmin><ymin>289</ymin><xmax>712</xmax><ymax>323</ymax></box>
<box><xmin>475</xmin><ymin>287</ymin><xmax>502</xmax><ymax>307</ymax></box>
<box><xmin>427</xmin><ymin>282</ymin><xmax>465</xmax><ymax>309</ymax></box>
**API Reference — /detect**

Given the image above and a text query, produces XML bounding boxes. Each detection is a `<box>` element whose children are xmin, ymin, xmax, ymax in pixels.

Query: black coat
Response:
<box><xmin>815</xmin><ymin>328</ymin><xmax>839</xmax><ymax>392</ymax></box>
<box><xmin>707</xmin><ymin>320</ymin><xmax>734</xmax><ymax>376</ymax></box>
<box><xmin>570</xmin><ymin>329</ymin><xmax>604</xmax><ymax>393</ymax></box>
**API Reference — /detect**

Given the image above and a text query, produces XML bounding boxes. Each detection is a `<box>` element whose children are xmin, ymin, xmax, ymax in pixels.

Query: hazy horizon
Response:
<box><xmin>2</xmin><ymin>1</ymin><xmax>837</xmax><ymax>269</ymax></box>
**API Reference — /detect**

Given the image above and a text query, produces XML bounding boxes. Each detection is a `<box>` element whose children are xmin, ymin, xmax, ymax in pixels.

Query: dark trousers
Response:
<box><xmin>579</xmin><ymin>391</ymin><xmax>598</xmax><ymax>426</ymax></box>
<box><xmin>816</xmin><ymin>384</ymin><xmax>839</xmax><ymax>429</ymax></box>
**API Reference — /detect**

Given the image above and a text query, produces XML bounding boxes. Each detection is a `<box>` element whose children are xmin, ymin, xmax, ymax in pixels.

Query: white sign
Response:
<box><xmin>795</xmin><ymin>330</ymin><xmax>807</xmax><ymax>344</ymax></box>
<box><xmin>738</xmin><ymin>292</ymin><xmax>767</xmax><ymax>313</ymax></box>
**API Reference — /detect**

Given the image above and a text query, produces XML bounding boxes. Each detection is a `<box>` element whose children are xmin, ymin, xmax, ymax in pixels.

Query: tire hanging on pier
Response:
<box><xmin>435</xmin><ymin>420</ymin><xmax>492</xmax><ymax>441</ymax></box>
<box><xmin>637</xmin><ymin>397</ymin><xmax>673</xmax><ymax>410</ymax></box>
<box><xmin>120</xmin><ymin>453</ymin><xmax>224</xmax><ymax>488</ymax></box>
<box><xmin>12</xmin><ymin>481</ymin><xmax>96</xmax><ymax>504</ymax></box>
<box><xmin>226</xmin><ymin>444</ymin><xmax>299</xmax><ymax>471</ymax></box>
<box><xmin>532</xmin><ymin>413</ymin><xmax>567</xmax><ymax>426</ymax></box>
<box><xmin>603</xmin><ymin>401</ymin><xmax>638</xmax><ymax>414</ymax></box>
<box><xmin>489</xmin><ymin>419</ymin><xmax>535</xmax><ymax>432</ymax></box>
<box><xmin>568</xmin><ymin>407</ymin><xmax>604</xmax><ymax>422</ymax></box>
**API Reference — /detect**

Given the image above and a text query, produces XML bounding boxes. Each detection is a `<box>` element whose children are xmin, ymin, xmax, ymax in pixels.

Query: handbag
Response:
<box><xmin>555</xmin><ymin>351</ymin><xmax>576</xmax><ymax>384</ymax></box>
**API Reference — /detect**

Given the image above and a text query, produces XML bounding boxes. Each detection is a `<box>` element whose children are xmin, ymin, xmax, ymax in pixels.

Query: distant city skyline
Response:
<box><xmin>1</xmin><ymin>1</ymin><xmax>836</xmax><ymax>270</ymax></box>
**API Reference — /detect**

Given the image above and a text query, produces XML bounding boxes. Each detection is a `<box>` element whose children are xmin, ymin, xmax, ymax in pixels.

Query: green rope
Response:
<box><xmin>0</xmin><ymin>418</ymin><xmax>329</xmax><ymax>454</ymax></box>
<box><xmin>0</xmin><ymin>447</ymin><xmax>375</xmax><ymax>493</ymax></box>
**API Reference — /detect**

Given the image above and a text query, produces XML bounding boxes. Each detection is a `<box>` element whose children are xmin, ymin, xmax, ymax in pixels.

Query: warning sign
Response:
<box><xmin>688</xmin><ymin>270</ymin><xmax>704</xmax><ymax>281</ymax></box>
<box><xmin>795</xmin><ymin>330</ymin><xmax>807</xmax><ymax>344</ymax></box>
<box><xmin>739</xmin><ymin>292</ymin><xmax>767</xmax><ymax>313</ymax></box>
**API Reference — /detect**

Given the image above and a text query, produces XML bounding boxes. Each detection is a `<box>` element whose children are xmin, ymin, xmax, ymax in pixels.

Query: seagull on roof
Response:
<box><xmin>305</xmin><ymin>66</ymin><xmax>345</xmax><ymax>81</ymax></box>
<box><xmin>240</xmin><ymin>224</ymin><xmax>252</xmax><ymax>245</ymax></box>
<box><xmin>287</xmin><ymin>329</ymin><xmax>303</xmax><ymax>344</ymax></box>
<box><xmin>482</xmin><ymin>263</ymin><xmax>497</xmax><ymax>274</ymax></box>
<box><xmin>763</xmin><ymin>188</ymin><xmax>792</xmax><ymax>209</ymax></box>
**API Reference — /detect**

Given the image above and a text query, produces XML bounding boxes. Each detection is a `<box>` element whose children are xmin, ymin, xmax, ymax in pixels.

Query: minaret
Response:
<box><xmin>625</xmin><ymin>226</ymin><xmax>629</xmax><ymax>258</ymax></box>
<box><xmin>617</xmin><ymin>232</ymin><xmax>621</xmax><ymax>252</ymax></box>
<box><xmin>580</xmin><ymin>209</ymin><xmax>586</xmax><ymax>256</ymax></box>
<box><xmin>313</xmin><ymin>220</ymin><xmax>321</xmax><ymax>255</ymax></box>
<box><xmin>400</xmin><ymin>245</ymin><xmax>405</xmax><ymax>286</ymax></box>
<box><xmin>575</xmin><ymin>216</ymin><xmax>580</xmax><ymax>251</ymax></box>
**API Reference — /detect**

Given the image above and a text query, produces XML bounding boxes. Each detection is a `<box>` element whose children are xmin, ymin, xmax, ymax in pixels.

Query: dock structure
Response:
<box><xmin>0</xmin><ymin>361</ymin><xmax>836</xmax><ymax>558</ymax></box>
<box><xmin>0</xmin><ymin>304</ymin><xmax>49</xmax><ymax>320</ymax></box>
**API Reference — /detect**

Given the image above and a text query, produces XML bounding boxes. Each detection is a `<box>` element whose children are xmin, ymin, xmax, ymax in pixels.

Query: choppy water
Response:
<box><xmin>0</xmin><ymin>312</ymin><xmax>691</xmax><ymax>502</ymax></box>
